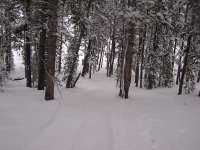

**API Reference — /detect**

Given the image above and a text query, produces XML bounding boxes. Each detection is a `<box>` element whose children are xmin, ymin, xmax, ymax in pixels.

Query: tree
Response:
<box><xmin>45</xmin><ymin>0</ymin><xmax>58</xmax><ymax>100</ymax></box>
<box><xmin>23</xmin><ymin>0</ymin><xmax>32</xmax><ymax>87</ymax></box>
<box><xmin>36</xmin><ymin>0</ymin><xmax>48</xmax><ymax>90</ymax></box>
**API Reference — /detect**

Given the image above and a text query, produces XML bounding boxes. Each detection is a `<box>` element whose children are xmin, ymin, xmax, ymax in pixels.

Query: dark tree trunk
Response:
<box><xmin>45</xmin><ymin>0</ymin><xmax>58</xmax><ymax>100</ymax></box>
<box><xmin>82</xmin><ymin>39</ymin><xmax>92</xmax><ymax>77</ymax></box>
<box><xmin>5</xmin><ymin>28</ymin><xmax>11</xmax><ymax>72</ymax></box>
<box><xmin>172</xmin><ymin>38</ymin><xmax>177</xmax><ymax>70</ymax></box>
<box><xmin>135</xmin><ymin>64</ymin><xmax>139</xmax><ymax>87</ymax></box>
<box><xmin>178</xmin><ymin>35</ymin><xmax>192</xmax><ymax>95</ymax></box>
<box><xmin>4</xmin><ymin>5</ymin><xmax>12</xmax><ymax>72</ymax></box>
<box><xmin>98</xmin><ymin>46</ymin><xmax>104</xmax><ymax>71</ymax></box>
<box><xmin>24</xmin><ymin>30</ymin><xmax>32</xmax><ymax>87</ymax></box>
<box><xmin>119</xmin><ymin>15</ymin><xmax>125</xmax><ymax>97</ymax></box>
<box><xmin>58</xmin><ymin>33</ymin><xmax>63</xmax><ymax>73</ymax></box>
<box><xmin>89</xmin><ymin>65</ymin><xmax>92</xmax><ymax>79</ymax></box>
<box><xmin>119</xmin><ymin>42</ymin><xmax>125</xmax><ymax>97</ymax></box>
<box><xmin>197</xmin><ymin>71</ymin><xmax>200</xmax><ymax>83</ymax></box>
<box><xmin>108</xmin><ymin>24</ymin><xmax>116</xmax><ymax>77</ymax></box>
<box><xmin>106</xmin><ymin>40</ymin><xmax>111</xmax><ymax>76</ymax></box>
<box><xmin>140</xmin><ymin>25</ymin><xmax>146</xmax><ymax>88</ymax></box>
<box><xmin>24</xmin><ymin>0</ymin><xmax>32</xmax><ymax>88</ymax></box>
<box><xmin>37</xmin><ymin>28</ymin><xmax>46</xmax><ymax>90</ymax></box>
<box><xmin>124</xmin><ymin>22</ymin><xmax>135</xmax><ymax>98</ymax></box>
<box><xmin>176</xmin><ymin>60</ymin><xmax>181</xmax><ymax>85</ymax></box>
<box><xmin>177</xmin><ymin>4</ymin><xmax>189</xmax><ymax>86</ymax></box>
<box><xmin>122</xmin><ymin>0</ymin><xmax>136</xmax><ymax>99</ymax></box>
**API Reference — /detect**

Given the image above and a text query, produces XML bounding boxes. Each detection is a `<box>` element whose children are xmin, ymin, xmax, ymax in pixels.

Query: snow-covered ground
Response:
<box><xmin>1</xmin><ymin>68</ymin><xmax>200</xmax><ymax>150</ymax></box>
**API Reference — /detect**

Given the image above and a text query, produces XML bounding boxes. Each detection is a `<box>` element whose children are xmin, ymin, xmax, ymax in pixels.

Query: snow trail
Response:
<box><xmin>1</xmin><ymin>69</ymin><xmax>200</xmax><ymax>150</ymax></box>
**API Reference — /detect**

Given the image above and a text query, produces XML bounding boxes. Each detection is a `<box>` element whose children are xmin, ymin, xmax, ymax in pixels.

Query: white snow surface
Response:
<box><xmin>1</xmin><ymin>68</ymin><xmax>200</xmax><ymax>150</ymax></box>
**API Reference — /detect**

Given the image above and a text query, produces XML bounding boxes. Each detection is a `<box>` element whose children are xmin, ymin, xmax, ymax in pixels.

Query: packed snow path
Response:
<box><xmin>1</xmin><ymin>69</ymin><xmax>200</xmax><ymax>150</ymax></box>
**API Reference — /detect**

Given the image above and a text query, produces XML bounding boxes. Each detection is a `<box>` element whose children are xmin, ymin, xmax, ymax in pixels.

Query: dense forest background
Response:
<box><xmin>0</xmin><ymin>0</ymin><xmax>200</xmax><ymax>99</ymax></box>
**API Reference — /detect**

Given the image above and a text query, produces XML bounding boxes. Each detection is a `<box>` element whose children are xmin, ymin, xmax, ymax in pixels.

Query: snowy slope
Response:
<box><xmin>0</xmin><ymin>69</ymin><xmax>200</xmax><ymax>150</ymax></box>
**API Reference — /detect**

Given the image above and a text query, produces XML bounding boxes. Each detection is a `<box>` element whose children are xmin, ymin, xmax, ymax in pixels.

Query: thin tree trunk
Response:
<box><xmin>58</xmin><ymin>33</ymin><xmax>63</xmax><ymax>73</ymax></box>
<box><xmin>197</xmin><ymin>71</ymin><xmax>200</xmax><ymax>83</ymax></box>
<box><xmin>172</xmin><ymin>38</ymin><xmax>177</xmax><ymax>71</ymax></box>
<box><xmin>58</xmin><ymin>1</ymin><xmax>65</xmax><ymax>73</ymax></box>
<box><xmin>24</xmin><ymin>0</ymin><xmax>32</xmax><ymax>88</ymax></box>
<box><xmin>82</xmin><ymin>39</ymin><xmax>92</xmax><ymax>77</ymax></box>
<box><xmin>98</xmin><ymin>46</ymin><xmax>104</xmax><ymax>71</ymax></box>
<box><xmin>177</xmin><ymin>4</ymin><xmax>189</xmax><ymax>85</ymax></box>
<box><xmin>140</xmin><ymin>25</ymin><xmax>146</xmax><ymax>88</ymax></box>
<box><xmin>176</xmin><ymin>58</ymin><xmax>181</xmax><ymax>85</ymax></box>
<box><xmin>178</xmin><ymin>35</ymin><xmax>192</xmax><ymax>95</ymax></box>
<box><xmin>89</xmin><ymin>65</ymin><xmax>92</xmax><ymax>79</ymax></box>
<box><xmin>176</xmin><ymin>41</ymin><xmax>184</xmax><ymax>85</ymax></box>
<box><xmin>106</xmin><ymin>40</ymin><xmax>111</xmax><ymax>76</ymax></box>
<box><xmin>38</xmin><ymin>28</ymin><xmax>46</xmax><ymax>90</ymax></box>
<box><xmin>119</xmin><ymin>40</ymin><xmax>125</xmax><ymax>97</ymax></box>
<box><xmin>5</xmin><ymin>28</ymin><xmax>11</xmax><ymax>72</ymax></box>
<box><xmin>108</xmin><ymin>23</ymin><xmax>116</xmax><ymax>77</ymax></box>
<box><xmin>135</xmin><ymin>30</ymin><xmax>143</xmax><ymax>87</ymax></box>
<box><xmin>45</xmin><ymin>0</ymin><xmax>58</xmax><ymax>100</ymax></box>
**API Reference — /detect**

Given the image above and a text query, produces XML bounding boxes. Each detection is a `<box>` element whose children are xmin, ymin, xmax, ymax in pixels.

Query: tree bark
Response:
<box><xmin>45</xmin><ymin>0</ymin><xmax>58</xmax><ymax>100</ymax></box>
<box><xmin>178</xmin><ymin>35</ymin><xmax>192</xmax><ymax>95</ymax></box>
<box><xmin>24</xmin><ymin>0</ymin><xmax>32</xmax><ymax>88</ymax></box>
<box><xmin>5</xmin><ymin>28</ymin><xmax>11</xmax><ymax>72</ymax></box>
<box><xmin>98</xmin><ymin>46</ymin><xmax>104</xmax><ymax>71</ymax></box>
<box><xmin>82</xmin><ymin>39</ymin><xmax>92</xmax><ymax>77</ymax></box>
<box><xmin>58</xmin><ymin>33</ymin><xmax>63</xmax><ymax>73</ymax></box>
<box><xmin>140</xmin><ymin>25</ymin><xmax>146</xmax><ymax>88</ymax></box>
<box><xmin>124</xmin><ymin>20</ymin><xmax>135</xmax><ymax>98</ymax></box>
<box><xmin>37</xmin><ymin>28</ymin><xmax>46</xmax><ymax>90</ymax></box>
<box><xmin>108</xmin><ymin>23</ymin><xmax>116</xmax><ymax>77</ymax></box>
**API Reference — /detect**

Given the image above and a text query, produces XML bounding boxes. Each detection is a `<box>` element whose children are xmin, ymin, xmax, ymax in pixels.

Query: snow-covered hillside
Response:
<box><xmin>0</xmin><ymin>68</ymin><xmax>200</xmax><ymax>150</ymax></box>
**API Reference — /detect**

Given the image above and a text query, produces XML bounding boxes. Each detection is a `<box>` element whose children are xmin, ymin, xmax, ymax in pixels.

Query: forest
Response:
<box><xmin>1</xmin><ymin>0</ymin><xmax>200</xmax><ymax>150</ymax></box>
<box><xmin>0</xmin><ymin>0</ymin><xmax>200</xmax><ymax>99</ymax></box>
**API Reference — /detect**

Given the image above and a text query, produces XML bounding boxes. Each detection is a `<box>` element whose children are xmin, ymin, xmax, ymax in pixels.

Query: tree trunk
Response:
<box><xmin>124</xmin><ymin>22</ymin><xmax>135</xmax><ymax>98</ymax></box>
<box><xmin>89</xmin><ymin>65</ymin><xmax>92</xmax><ymax>79</ymax></box>
<box><xmin>37</xmin><ymin>28</ymin><xmax>46</xmax><ymax>90</ymax></box>
<box><xmin>178</xmin><ymin>35</ymin><xmax>192</xmax><ymax>95</ymax></box>
<box><xmin>5</xmin><ymin>28</ymin><xmax>11</xmax><ymax>72</ymax></box>
<box><xmin>58</xmin><ymin>1</ymin><xmax>65</xmax><ymax>73</ymax></box>
<box><xmin>58</xmin><ymin>33</ymin><xmax>63</xmax><ymax>73</ymax></box>
<box><xmin>82</xmin><ymin>39</ymin><xmax>92</xmax><ymax>77</ymax></box>
<box><xmin>197</xmin><ymin>71</ymin><xmax>200</xmax><ymax>83</ymax></box>
<box><xmin>106</xmin><ymin>40</ymin><xmax>111</xmax><ymax>76</ymax></box>
<box><xmin>24</xmin><ymin>0</ymin><xmax>32</xmax><ymax>88</ymax></box>
<box><xmin>172</xmin><ymin>38</ymin><xmax>177</xmax><ymax>71</ymax></box>
<box><xmin>119</xmin><ymin>42</ymin><xmax>125</xmax><ymax>97</ymax></box>
<box><xmin>45</xmin><ymin>0</ymin><xmax>58</xmax><ymax>100</ymax></box>
<box><xmin>108</xmin><ymin>23</ymin><xmax>116</xmax><ymax>77</ymax></box>
<box><xmin>140</xmin><ymin>25</ymin><xmax>146</xmax><ymax>88</ymax></box>
<box><xmin>135</xmin><ymin>64</ymin><xmax>139</xmax><ymax>87</ymax></box>
<box><xmin>98</xmin><ymin>46</ymin><xmax>104</xmax><ymax>71</ymax></box>
<box><xmin>176</xmin><ymin>59</ymin><xmax>181</xmax><ymax>85</ymax></box>
<box><xmin>135</xmin><ymin>30</ymin><xmax>143</xmax><ymax>87</ymax></box>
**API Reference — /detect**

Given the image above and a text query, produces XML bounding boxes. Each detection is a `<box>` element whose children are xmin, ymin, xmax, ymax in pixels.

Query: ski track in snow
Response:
<box><xmin>1</xmin><ymin>69</ymin><xmax>200</xmax><ymax>150</ymax></box>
